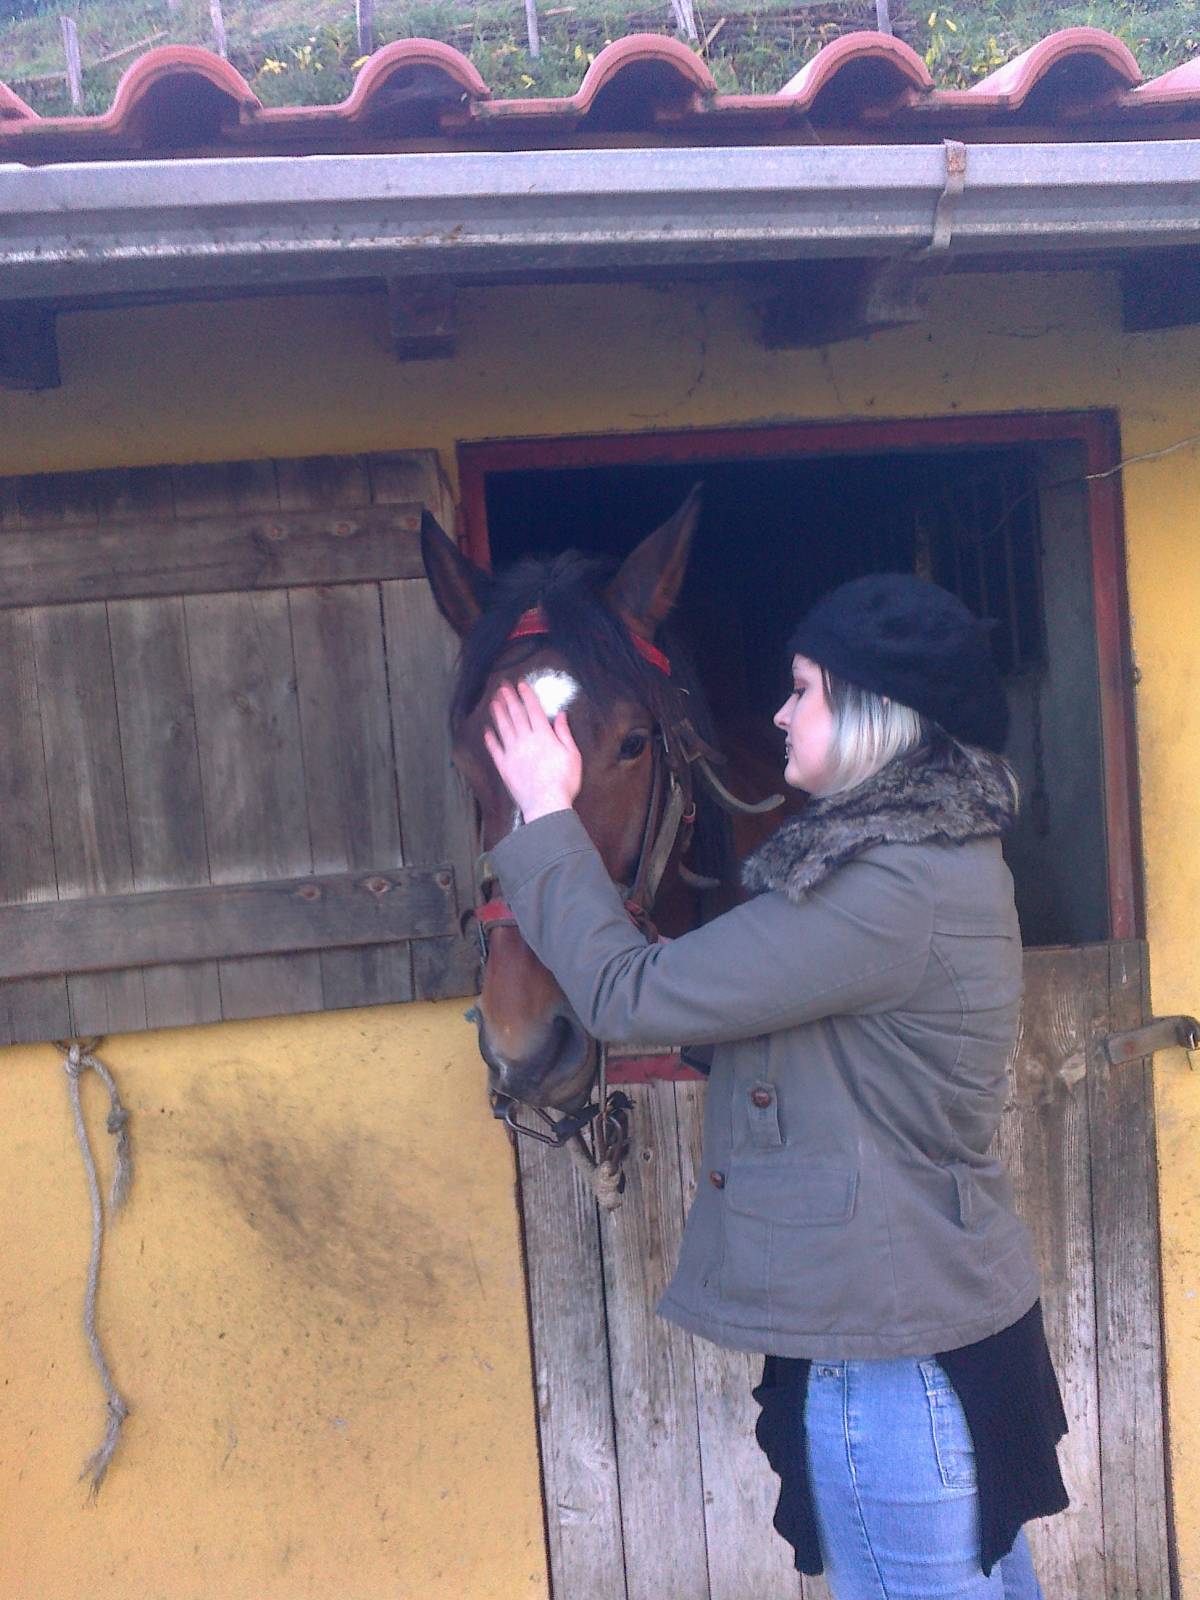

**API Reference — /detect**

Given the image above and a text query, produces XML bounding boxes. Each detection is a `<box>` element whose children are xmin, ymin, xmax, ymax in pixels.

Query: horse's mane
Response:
<box><xmin>452</xmin><ymin>550</ymin><xmax>735</xmax><ymax>886</ymax></box>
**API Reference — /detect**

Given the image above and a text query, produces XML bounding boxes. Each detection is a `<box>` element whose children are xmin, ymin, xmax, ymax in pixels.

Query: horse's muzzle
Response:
<box><xmin>476</xmin><ymin>1007</ymin><xmax>595</xmax><ymax>1110</ymax></box>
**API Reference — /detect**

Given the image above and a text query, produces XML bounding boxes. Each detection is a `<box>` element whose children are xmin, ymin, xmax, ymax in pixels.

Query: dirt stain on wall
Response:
<box><xmin>185</xmin><ymin>1072</ymin><xmax>450</xmax><ymax>1310</ymax></box>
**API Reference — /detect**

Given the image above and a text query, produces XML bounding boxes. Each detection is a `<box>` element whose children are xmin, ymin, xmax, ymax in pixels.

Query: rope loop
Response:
<box><xmin>52</xmin><ymin>1036</ymin><xmax>133</xmax><ymax>1496</ymax></box>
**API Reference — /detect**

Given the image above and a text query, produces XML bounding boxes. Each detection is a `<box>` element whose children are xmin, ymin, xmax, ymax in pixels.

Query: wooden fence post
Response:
<box><xmin>60</xmin><ymin>16</ymin><xmax>82</xmax><ymax>109</ymax></box>
<box><xmin>356</xmin><ymin>0</ymin><xmax>375</xmax><ymax>56</ymax></box>
<box><xmin>210</xmin><ymin>0</ymin><xmax>228</xmax><ymax>58</ymax></box>
<box><xmin>524</xmin><ymin>0</ymin><xmax>540</xmax><ymax>59</ymax></box>
<box><xmin>669</xmin><ymin>0</ymin><xmax>699</xmax><ymax>43</ymax></box>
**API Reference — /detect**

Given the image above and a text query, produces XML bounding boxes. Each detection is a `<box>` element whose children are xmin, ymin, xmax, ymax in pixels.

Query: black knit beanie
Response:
<box><xmin>787</xmin><ymin>574</ymin><xmax>1009</xmax><ymax>753</ymax></box>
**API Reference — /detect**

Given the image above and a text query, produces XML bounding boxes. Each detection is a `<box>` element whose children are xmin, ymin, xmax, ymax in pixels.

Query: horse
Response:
<box><xmin>421</xmin><ymin>489</ymin><xmax>785</xmax><ymax>1178</ymax></box>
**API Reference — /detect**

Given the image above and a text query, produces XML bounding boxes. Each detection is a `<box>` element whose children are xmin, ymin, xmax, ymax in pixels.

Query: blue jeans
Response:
<box><xmin>804</xmin><ymin>1356</ymin><xmax>1044</xmax><ymax>1600</ymax></box>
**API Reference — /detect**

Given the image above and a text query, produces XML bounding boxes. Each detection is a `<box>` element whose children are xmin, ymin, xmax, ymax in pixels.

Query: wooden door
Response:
<box><xmin>518</xmin><ymin>942</ymin><xmax>1170</xmax><ymax>1600</ymax></box>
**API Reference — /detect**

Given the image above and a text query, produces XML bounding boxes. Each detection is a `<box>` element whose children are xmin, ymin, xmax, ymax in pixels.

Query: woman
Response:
<box><xmin>484</xmin><ymin>574</ymin><xmax>1068</xmax><ymax>1600</ymax></box>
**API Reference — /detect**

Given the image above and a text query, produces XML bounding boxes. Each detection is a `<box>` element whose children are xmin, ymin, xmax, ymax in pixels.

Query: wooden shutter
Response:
<box><xmin>0</xmin><ymin>452</ymin><xmax>478</xmax><ymax>1044</ymax></box>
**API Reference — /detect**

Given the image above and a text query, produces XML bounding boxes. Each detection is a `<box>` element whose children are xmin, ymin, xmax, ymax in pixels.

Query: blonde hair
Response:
<box><xmin>817</xmin><ymin>667</ymin><xmax>1021</xmax><ymax>807</ymax></box>
<box><xmin>817</xmin><ymin>670</ymin><xmax>926</xmax><ymax>795</ymax></box>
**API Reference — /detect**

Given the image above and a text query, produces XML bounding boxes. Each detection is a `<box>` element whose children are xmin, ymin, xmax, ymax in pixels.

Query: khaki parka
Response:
<box><xmin>490</xmin><ymin>784</ymin><xmax>1039</xmax><ymax>1360</ymax></box>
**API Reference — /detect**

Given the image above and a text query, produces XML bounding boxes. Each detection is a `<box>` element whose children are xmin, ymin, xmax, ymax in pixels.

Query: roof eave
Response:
<box><xmin>1</xmin><ymin>141</ymin><xmax>1198</xmax><ymax>301</ymax></box>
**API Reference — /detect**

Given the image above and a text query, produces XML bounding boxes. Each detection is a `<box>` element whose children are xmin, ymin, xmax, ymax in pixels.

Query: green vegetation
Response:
<box><xmin>2</xmin><ymin>0</ymin><xmax>1196</xmax><ymax>117</ymax></box>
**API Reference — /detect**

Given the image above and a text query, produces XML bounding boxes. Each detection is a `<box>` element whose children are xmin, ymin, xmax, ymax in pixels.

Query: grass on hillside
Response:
<box><xmin>2</xmin><ymin>0</ymin><xmax>1196</xmax><ymax>117</ymax></box>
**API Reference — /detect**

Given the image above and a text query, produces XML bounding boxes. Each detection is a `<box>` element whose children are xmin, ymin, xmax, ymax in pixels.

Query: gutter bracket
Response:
<box><xmin>922</xmin><ymin>139</ymin><xmax>968</xmax><ymax>255</ymax></box>
<box><xmin>758</xmin><ymin>139</ymin><xmax>968</xmax><ymax>350</ymax></box>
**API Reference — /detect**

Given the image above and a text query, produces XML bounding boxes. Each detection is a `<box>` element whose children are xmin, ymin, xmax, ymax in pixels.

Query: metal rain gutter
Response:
<box><xmin>1</xmin><ymin>140</ymin><xmax>1199</xmax><ymax>300</ymax></box>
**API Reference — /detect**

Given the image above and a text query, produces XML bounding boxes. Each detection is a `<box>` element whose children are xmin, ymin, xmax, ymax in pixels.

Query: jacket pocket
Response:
<box><xmin>720</xmin><ymin>1158</ymin><xmax>860</xmax><ymax>1323</ymax></box>
<box><xmin>728</xmin><ymin>1158</ymin><xmax>859</xmax><ymax>1227</ymax></box>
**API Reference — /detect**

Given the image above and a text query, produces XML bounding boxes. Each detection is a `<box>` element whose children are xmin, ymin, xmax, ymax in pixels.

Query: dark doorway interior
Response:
<box><xmin>483</xmin><ymin>445</ymin><xmax>1109</xmax><ymax>947</ymax></box>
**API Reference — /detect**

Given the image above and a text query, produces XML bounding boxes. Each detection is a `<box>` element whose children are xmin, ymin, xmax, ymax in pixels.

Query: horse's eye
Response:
<box><xmin>618</xmin><ymin>732</ymin><xmax>650</xmax><ymax>761</ymax></box>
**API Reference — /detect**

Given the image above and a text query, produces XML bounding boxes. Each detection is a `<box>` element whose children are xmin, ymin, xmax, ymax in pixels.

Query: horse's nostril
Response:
<box><xmin>480</xmin><ymin>1008</ymin><xmax>593</xmax><ymax>1107</ymax></box>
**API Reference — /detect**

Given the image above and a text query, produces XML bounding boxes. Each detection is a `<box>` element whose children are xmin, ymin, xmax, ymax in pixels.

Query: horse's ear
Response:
<box><xmin>606</xmin><ymin>484</ymin><xmax>702</xmax><ymax>640</ymax></box>
<box><xmin>420</xmin><ymin>511</ymin><xmax>493</xmax><ymax>637</ymax></box>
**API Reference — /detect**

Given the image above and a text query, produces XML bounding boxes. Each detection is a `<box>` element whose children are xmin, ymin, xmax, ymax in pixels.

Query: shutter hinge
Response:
<box><xmin>1102</xmin><ymin>1015</ymin><xmax>1200</xmax><ymax>1070</ymax></box>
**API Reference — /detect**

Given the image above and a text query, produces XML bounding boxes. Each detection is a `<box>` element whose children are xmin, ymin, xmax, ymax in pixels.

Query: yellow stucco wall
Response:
<box><xmin>2</xmin><ymin>267</ymin><xmax>1199</xmax><ymax>1595</ymax></box>
<box><xmin>1</xmin><ymin>1007</ymin><xmax>548</xmax><ymax>1600</ymax></box>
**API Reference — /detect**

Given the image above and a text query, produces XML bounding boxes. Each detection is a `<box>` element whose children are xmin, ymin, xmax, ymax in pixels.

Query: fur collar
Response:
<box><xmin>741</xmin><ymin>748</ymin><xmax>1016</xmax><ymax>904</ymax></box>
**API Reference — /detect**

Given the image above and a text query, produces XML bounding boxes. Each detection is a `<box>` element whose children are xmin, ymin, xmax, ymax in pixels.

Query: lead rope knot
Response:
<box><xmin>591</xmin><ymin>1160</ymin><xmax>625</xmax><ymax>1212</ymax></box>
<box><xmin>54</xmin><ymin>1037</ymin><xmax>134</xmax><ymax>1496</ymax></box>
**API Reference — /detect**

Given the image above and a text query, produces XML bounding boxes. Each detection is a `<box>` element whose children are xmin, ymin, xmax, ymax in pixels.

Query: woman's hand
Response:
<box><xmin>484</xmin><ymin>680</ymin><xmax>583</xmax><ymax>822</ymax></box>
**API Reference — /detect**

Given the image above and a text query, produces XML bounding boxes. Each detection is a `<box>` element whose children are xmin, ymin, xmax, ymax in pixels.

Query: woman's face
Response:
<box><xmin>774</xmin><ymin>654</ymin><xmax>836</xmax><ymax>794</ymax></box>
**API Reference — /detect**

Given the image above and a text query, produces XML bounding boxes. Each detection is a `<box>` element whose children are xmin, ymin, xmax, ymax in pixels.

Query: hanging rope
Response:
<box><xmin>53</xmin><ymin>1038</ymin><xmax>133</xmax><ymax>1497</ymax></box>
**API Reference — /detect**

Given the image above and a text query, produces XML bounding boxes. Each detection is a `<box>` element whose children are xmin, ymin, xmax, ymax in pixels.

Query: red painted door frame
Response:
<box><xmin>457</xmin><ymin>410</ymin><xmax>1141</xmax><ymax>942</ymax></box>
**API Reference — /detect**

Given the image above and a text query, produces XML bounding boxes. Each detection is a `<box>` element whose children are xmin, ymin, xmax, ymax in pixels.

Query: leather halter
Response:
<box><xmin>508</xmin><ymin>605</ymin><xmax>672</xmax><ymax>677</ymax></box>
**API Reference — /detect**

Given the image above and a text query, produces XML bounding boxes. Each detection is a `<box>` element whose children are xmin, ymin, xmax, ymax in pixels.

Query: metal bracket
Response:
<box><xmin>926</xmin><ymin>140</ymin><xmax>968</xmax><ymax>254</ymax></box>
<box><xmin>1102</xmin><ymin>1014</ymin><xmax>1200</xmax><ymax>1069</ymax></box>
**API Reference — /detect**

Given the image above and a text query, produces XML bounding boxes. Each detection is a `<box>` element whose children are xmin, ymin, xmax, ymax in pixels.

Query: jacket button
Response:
<box><xmin>750</xmin><ymin>1086</ymin><xmax>773</xmax><ymax>1108</ymax></box>
<box><xmin>708</xmin><ymin>1170</ymin><xmax>726</xmax><ymax>1190</ymax></box>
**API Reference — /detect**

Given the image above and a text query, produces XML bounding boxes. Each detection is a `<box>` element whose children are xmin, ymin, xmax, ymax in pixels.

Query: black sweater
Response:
<box><xmin>752</xmin><ymin>1299</ymin><xmax>1069</xmax><ymax>1577</ymax></box>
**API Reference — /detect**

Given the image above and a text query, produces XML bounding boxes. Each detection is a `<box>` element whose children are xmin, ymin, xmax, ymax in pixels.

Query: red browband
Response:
<box><xmin>508</xmin><ymin>606</ymin><xmax>671</xmax><ymax>676</ymax></box>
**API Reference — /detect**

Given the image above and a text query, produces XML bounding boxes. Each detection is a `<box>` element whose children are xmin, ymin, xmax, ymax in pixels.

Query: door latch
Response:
<box><xmin>1102</xmin><ymin>1015</ymin><xmax>1200</xmax><ymax>1070</ymax></box>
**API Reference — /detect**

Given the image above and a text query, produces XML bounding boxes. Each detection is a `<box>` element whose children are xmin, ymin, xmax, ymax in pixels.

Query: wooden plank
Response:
<box><xmin>16</xmin><ymin>470</ymin><xmax>97</xmax><ymax>529</ymax></box>
<box><xmin>170</xmin><ymin>458</ymin><xmax>278</xmax><ymax>521</ymax></box>
<box><xmin>602</xmin><ymin>1081</ymin><xmax>709</xmax><ymax>1600</ymax></box>
<box><xmin>0</xmin><ymin>474</ymin><xmax>20</xmax><ymax>532</ymax></box>
<box><xmin>275</xmin><ymin>453</ymin><xmax>372</xmax><ymax>512</ymax></box>
<box><xmin>356</xmin><ymin>0</ymin><xmax>375</xmax><ymax>55</ymax></box>
<box><xmin>373</xmin><ymin>455</ymin><xmax>470</xmax><ymax>1000</ymax></box>
<box><xmin>108</xmin><ymin>563</ymin><xmax>221</xmax><ymax>1028</ymax></box>
<box><xmin>290</xmin><ymin>582</ymin><xmax>413</xmax><ymax>1009</ymax></box>
<box><xmin>517</xmin><ymin>1132</ymin><xmax>628</xmax><ymax>1600</ymax></box>
<box><xmin>93</xmin><ymin>465</ymin><xmax>176</xmax><ymax>524</ymax></box>
<box><xmin>368</xmin><ymin>450</ymin><xmax>455</xmax><ymax>533</ymax></box>
<box><xmin>0</xmin><ymin>608</ymin><xmax>69</xmax><ymax>1043</ymax></box>
<box><xmin>0</xmin><ymin>504</ymin><xmax>425</xmax><ymax>609</ymax></box>
<box><xmin>0</xmin><ymin>866</ymin><xmax>454</xmax><ymax>979</ymax></box>
<box><xmin>30</xmin><ymin>601</ymin><xmax>148</xmax><ymax>1037</ymax></box>
<box><xmin>382</xmin><ymin>577</ymin><xmax>480</xmax><ymax>1002</ymax></box>
<box><xmin>171</xmin><ymin>459</ymin><xmax>274</xmax><ymax>1018</ymax></box>
<box><xmin>61</xmin><ymin>15</ymin><xmax>82</xmax><ymax>108</ymax></box>
<box><xmin>1092</xmin><ymin>941</ymin><xmax>1171</xmax><ymax>1599</ymax></box>
<box><xmin>209</xmin><ymin>0</ymin><xmax>227</xmax><ymax>57</ymax></box>
<box><xmin>278</xmin><ymin>453</ymin><xmax>412</xmax><ymax>1009</ymax></box>
<box><xmin>184</xmin><ymin>582</ymin><xmax>324</xmax><ymax>1020</ymax></box>
<box><xmin>674</xmin><ymin>1078</ymin><xmax>806</xmax><ymax>1600</ymax></box>
<box><xmin>173</xmin><ymin>461</ymin><xmax>321</xmax><ymax>1020</ymax></box>
<box><xmin>996</xmin><ymin>949</ymin><xmax>1105</xmax><ymax>1597</ymax></box>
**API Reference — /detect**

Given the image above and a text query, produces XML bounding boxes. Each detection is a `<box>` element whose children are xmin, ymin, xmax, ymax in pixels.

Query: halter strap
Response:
<box><xmin>508</xmin><ymin>605</ymin><xmax>672</xmax><ymax>677</ymax></box>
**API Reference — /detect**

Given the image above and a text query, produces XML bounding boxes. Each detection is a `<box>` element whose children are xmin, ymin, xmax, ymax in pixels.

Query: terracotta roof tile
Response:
<box><xmin>1132</xmin><ymin>56</ymin><xmax>1200</xmax><ymax>108</ymax></box>
<box><xmin>3</xmin><ymin>27</ymin><xmax>1199</xmax><ymax>161</ymax></box>
<box><xmin>779</xmin><ymin>30</ymin><xmax>932</xmax><ymax>109</ymax></box>
<box><xmin>336</xmin><ymin>37</ymin><xmax>490</xmax><ymax>118</ymax></box>
<box><xmin>967</xmin><ymin>26</ymin><xmax>1141</xmax><ymax>105</ymax></box>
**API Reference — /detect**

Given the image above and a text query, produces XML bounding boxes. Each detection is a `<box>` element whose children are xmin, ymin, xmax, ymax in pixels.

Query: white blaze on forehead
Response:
<box><xmin>524</xmin><ymin>668</ymin><xmax>580</xmax><ymax>719</ymax></box>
